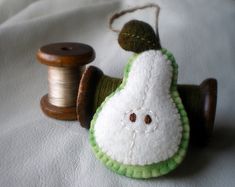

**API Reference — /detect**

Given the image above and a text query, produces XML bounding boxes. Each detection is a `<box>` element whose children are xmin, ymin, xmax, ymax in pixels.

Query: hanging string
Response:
<box><xmin>94</xmin><ymin>4</ymin><xmax>162</xmax><ymax>111</ymax></box>
<box><xmin>109</xmin><ymin>3</ymin><xmax>161</xmax><ymax>34</ymax></box>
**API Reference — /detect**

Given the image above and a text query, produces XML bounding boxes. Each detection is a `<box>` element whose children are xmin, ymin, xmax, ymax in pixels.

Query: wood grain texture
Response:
<box><xmin>40</xmin><ymin>94</ymin><xmax>77</xmax><ymax>120</ymax></box>
<box><xmin>178</xmin><ymin>79</ymin><xmax>217</xmax><ymax>146</ymax></box>
<box><xmin>76</xmin><ymin>66</ymin><xmax>104</xmax><ymax>128</ymax></box>
<box><xmin>37</xmin><ymin>42</ymin><xmax>95</xmax><ymax>120</ymax></box>
<box><xmin>37</xmin><ymin>42</ymin><xmax>95</xmax><ymax>67</ymax></box>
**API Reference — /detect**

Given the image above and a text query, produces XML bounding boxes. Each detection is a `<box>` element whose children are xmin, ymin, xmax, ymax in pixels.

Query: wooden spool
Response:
<box><xmin>37</xmin><ymin>42</ymin><xmax>95</xmax><ymax>120</ymax></box>
<box><xmin>77</xmin><ymin>66</ymin><xmax>217</xmax><ymax>146</ymax></box>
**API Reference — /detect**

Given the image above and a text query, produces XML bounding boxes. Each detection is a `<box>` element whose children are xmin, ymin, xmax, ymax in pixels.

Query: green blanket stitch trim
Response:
<box><xmin>89</xmin><ymin>49</ymin><xmax>190</xmax><ymax>179</ymax></box>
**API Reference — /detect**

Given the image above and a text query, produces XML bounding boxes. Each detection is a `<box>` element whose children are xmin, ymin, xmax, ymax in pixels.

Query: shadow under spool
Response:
<box><xmin>37</xmin><ymin>42</ymin><xmax>95</xmax><ymax>120</ymax></box>
<box><xmin>77</xmin><ymin>66</ymin><xmax>217</xmax><ymax>146</ymax></box>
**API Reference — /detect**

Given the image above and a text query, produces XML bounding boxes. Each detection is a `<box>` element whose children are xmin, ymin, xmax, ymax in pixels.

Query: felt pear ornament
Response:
<box><xmin>89</xmin><ymin>20</ymin><xmax>190</xmax><ymax>179</ymax></box>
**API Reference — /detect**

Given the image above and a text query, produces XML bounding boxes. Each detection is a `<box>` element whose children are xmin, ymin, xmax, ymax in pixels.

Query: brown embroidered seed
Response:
<box><xmin>144</xmin><ymin>115</ymin><xmax>152</xmax><ymax>124</ymax></box>
<box><xmin>129</xmin><ymin>113</ymin><xmax>136</xmax><ymax>122</ymax></box>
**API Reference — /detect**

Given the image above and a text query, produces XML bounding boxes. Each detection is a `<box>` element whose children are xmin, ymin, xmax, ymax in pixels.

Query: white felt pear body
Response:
<box><xmin>90</xmin><ymin>50</ymin><xmax>189</xmax><ymax>178</ymax></box>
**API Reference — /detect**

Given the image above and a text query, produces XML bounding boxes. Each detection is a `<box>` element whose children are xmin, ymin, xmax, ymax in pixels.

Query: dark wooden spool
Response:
<box><xmin>77</xmin><ymin>66</ymin><xmax>217</xmax><ymax>146</ymax></box>
<box><xmin>37</xmin><ymin>42</ymin><xmax>95</xmax><ymax>120</ymax></box>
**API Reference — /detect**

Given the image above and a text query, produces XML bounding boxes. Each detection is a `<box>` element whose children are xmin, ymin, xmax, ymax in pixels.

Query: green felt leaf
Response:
<box><xmin>118</xmin><ymin>20</ymin><xmax>161</xmax><ymax>53</ymax></box>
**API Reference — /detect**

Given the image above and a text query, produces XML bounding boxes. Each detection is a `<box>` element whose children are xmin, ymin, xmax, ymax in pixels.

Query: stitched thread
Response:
<box><xmin>121</xmin><ymin>32</ymin><xmax>156</xmax><ymax>48</ymax></box>
<box><xmin>141</xmin><ymin>58</ymin><xmax>155</xmax><ymax>107</ymax></box>
<box><xmin>90</xmin><ymin>49</ymin><xmax>190</xmax><ymax>178</ymax></box>
<box><xmin>122</xmin><ymin>58</ymin><xmax>156</xmax><ymax>162</ymax></box>
<box><xmin>122</xmin><ymin>108</ymin><xmax>159</xmax><ymax>134</ymax></box>
<box><xmin>128</xmin><ymin>131</ymin><xmax>136</xmax><ymax>162</ymax></box>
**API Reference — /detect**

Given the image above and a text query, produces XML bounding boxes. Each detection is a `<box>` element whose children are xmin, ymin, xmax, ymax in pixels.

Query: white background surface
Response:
<box><xmin>0</xmin><ymin>0</ymin><xmax>234</xmax><ymax>186</ymax></box>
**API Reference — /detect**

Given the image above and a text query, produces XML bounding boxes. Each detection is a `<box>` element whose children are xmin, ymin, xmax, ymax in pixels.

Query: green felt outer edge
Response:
<box><xmin>89</xmin><ymin>49</ymin><xmax>190</xmax><ymax>179</ymax></box>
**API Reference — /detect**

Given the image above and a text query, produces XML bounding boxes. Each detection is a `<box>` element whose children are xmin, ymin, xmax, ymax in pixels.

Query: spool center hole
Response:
<box><xmin>61</xmin><ymin>47</ymin><xmax>73</xmax><ymax>51</ymax></box>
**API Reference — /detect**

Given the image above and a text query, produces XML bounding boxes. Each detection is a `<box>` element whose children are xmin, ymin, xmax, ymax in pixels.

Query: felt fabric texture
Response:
<box><xmin>90</xmin><ymin>49</ymin><xmax>189</xmax><ymax>178</ymax></box>
<box><xmin>118</xmin><ymin>20</ymin><xmax>161</xmax><ymax>52</ymax></box>
<box><xmin>0</xmin><ymin>0</ymin><xmax>235</xmax><ymax>186</ymax></box>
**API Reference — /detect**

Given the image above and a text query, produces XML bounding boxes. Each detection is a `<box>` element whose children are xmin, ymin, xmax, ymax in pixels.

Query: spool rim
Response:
<box><xmin>40</xmin><ymin>94</ymin><xmax>77</xmax><ymax>120</ymax></box>
<box><xmin>37</xmin><ymin>42</ymin><xmax>95</xmax><ymax>67</ymax></box>
<box><xmin>76</xmin><ymin>66</ymin><xmax>104</xmax><ymax>128</ymax></box>
<box><xmin>200</xmin><ymin>78</ymin><xmax>217</xmax><ymax>138</ymax></box>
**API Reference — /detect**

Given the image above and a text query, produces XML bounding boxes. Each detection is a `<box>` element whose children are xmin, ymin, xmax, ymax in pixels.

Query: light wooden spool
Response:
<box><xmin>37</xmin><ymin>42</ymin><xmax>95</xmax><ymax>120</ymax></box>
